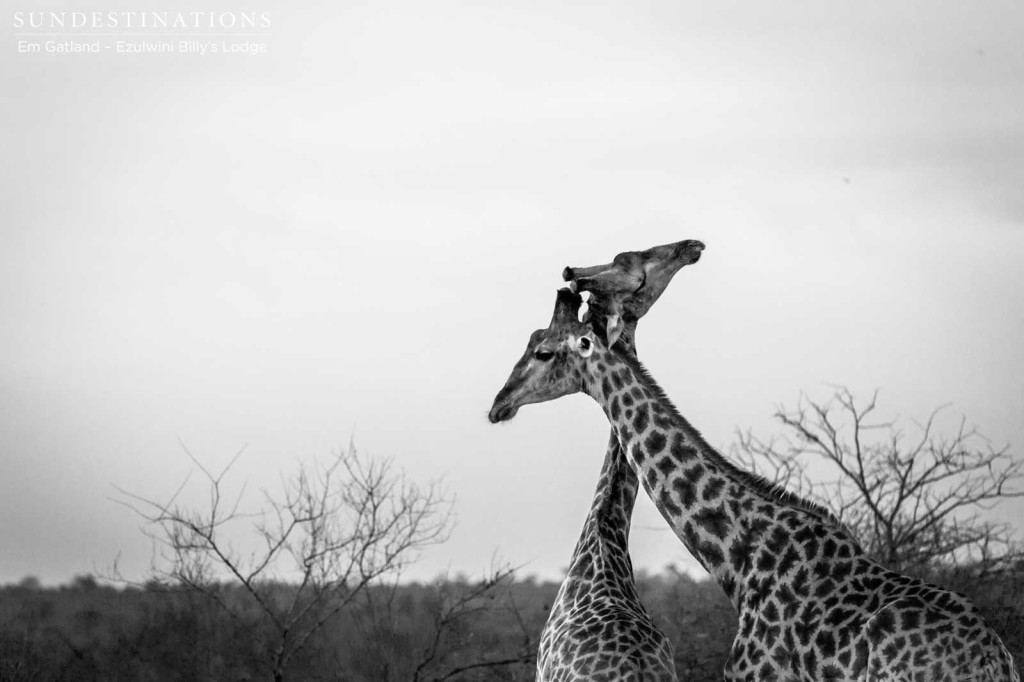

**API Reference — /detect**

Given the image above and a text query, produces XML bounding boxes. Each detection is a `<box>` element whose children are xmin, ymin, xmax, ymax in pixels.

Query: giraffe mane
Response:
<box><xmin>614</xmin><ymin>350</ymin><xmax>854</xmax><ymax>534</ymax></box>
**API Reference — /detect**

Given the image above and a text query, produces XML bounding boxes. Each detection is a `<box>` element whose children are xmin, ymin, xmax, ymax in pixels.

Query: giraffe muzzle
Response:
<box><xmin>488</xmin><ymin>401</ymin><xmax>519</xmax><ymax>423</ymax></box>
<box><xmin>674</xmin><ymin>238</ymin><xmax>705</xmax><ymax>263</ymax></box>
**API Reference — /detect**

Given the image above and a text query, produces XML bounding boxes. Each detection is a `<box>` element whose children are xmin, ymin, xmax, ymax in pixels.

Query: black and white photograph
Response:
<box><xmin>3</xmin><ymin>2</ymin><xmax>1023</xmax><ymax>680</ymax></box>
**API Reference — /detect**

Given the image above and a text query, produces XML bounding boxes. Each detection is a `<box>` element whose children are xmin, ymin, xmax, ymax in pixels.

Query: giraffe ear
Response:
<box><xmin>606</xmin><ymin>314</ymin><xmax>624</xmax><ymax>348</ymax></box>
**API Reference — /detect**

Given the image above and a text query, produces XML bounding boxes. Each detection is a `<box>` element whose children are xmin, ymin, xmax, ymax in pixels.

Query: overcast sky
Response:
<box><xmin>3</xmin><ymin>0</ymin><xmax>1023</xmax><ymax>585</ymax></box>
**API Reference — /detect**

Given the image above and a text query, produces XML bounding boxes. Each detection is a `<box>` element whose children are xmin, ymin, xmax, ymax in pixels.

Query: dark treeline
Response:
<box><xmin>2</xmin><ymin>564</ymin><xmax>1021</xmax><ymax>682</ymax></box>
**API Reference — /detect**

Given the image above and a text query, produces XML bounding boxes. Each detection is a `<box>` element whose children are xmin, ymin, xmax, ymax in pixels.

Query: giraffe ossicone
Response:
<box><xmin>490</xmin><ymin>286</ymin><xmax>1019</xmax><ymax>682</ymax></box>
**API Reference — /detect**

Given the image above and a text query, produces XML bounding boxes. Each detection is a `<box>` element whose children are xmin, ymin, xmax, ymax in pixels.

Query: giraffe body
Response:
<box><xmin>490</xmin><ymin>289</ymin><xmax>1019</xmax><ymax>682</ymax></box>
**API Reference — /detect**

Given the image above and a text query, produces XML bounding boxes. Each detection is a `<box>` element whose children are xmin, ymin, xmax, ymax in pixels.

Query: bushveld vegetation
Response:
<box><xmin>2</xmin><ymin>565</ymin><xmax>1021</xmax><ymax>681</ymax></box>
<box><xmin>3</xmin><ymin>389</ymin><xmax>1022</xmax><ymax>680</ymax></box>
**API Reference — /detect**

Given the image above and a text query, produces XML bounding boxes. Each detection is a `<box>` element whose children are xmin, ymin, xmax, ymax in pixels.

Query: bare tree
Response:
<box><xmin>114</xmin><ymin>442</ymin><xmax>453</xmax><ymax>682</ymax></box>
<box><xmin>412</xmin><ymin>567</ymin><xmax>535</xmax><ymax>682</ymax></box>
<box><xmin>734</xmin><ymin>386</ymin><xmax>1024</xmax><ymax>574</ymax></box>
<box><xmin>342</xmin><ymin>564</ymin><xmax>535</xmax><ymax>682</ymax></box>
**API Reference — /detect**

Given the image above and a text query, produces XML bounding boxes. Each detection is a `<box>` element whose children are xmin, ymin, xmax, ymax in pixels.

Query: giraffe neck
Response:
<box><xmin>546</xmin><ymin>432</ymin><xmax>643</xmax><ymax>628</ymax></box>
<box><xmin>546</xmin><ymin>332</ymin><xmax>644</xmax><ymax>624</ymax></box>
<box><xmin>580</xmin><ymin>433</ymin><xmax>638</xmax><ymax>555</ymax></box>
<box><xmin>573</xmin><ymin>319</ymin><xmax>640</xmax><ymax>545</ymax></box>
<box><xmin>581</xmin><ymin>347</ymin><xmax>811</xmax><ymax>605</ymax></box>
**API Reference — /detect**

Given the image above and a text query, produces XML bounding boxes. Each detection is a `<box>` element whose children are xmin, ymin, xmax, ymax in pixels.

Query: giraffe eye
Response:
<box><xmin>577</xmin><ymin>336</ymin><xmax>594</xmax><ymax>357</ymax></box>
<box><xmin>534</xmin><ymin>350</ymin><xmax>555</xmax><ymax>361</ymax></box>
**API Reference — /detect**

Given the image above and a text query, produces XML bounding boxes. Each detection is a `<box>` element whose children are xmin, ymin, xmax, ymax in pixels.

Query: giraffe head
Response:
<box><xmin>563</xmin><ymin>238</ymin><xmax>704</xmax><ymax>350</ymax></box>
<box><xmin>488</xmin><ymin>288</ymin><xmax>605</xmax><ymax>423</ymax></box>
<box><xmin>489</xmin><ymin>239</ymin><xmax>705</xmax><ymax>423</ymax></box>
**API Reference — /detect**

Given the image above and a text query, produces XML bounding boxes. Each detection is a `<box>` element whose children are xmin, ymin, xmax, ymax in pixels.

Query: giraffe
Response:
<box><xmin>518</xmin><ymin>239</ymin><xmax>704</xmax><ymax>681</ymax></box>
<box><xmin>489</xmin><ymin>287</ymin><xmax>1019</xmax><ymax>682</ymax></box>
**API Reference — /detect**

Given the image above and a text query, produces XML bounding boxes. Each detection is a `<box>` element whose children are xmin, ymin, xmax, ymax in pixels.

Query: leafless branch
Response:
<box><xmin>733</xmin><ymin>387</ymin><xmax>1023</xmax><ymax>574</ymax></box>
<box><xmin>110</xmin><ymin>441</ymin><xmax>454</xmax><ymax>682</ymax></box>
